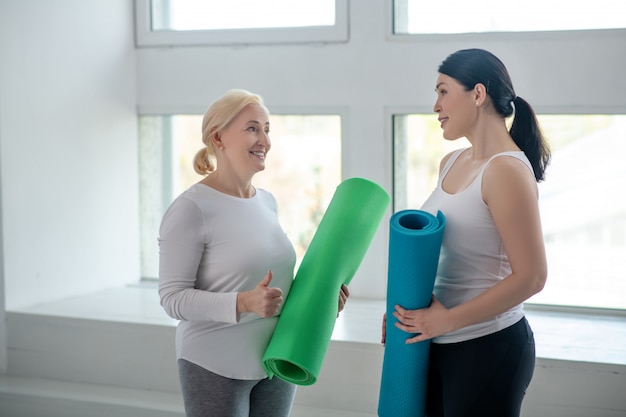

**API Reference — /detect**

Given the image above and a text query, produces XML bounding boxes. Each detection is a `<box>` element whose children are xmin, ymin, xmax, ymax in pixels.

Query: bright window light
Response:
<box><xmin>394</xmin><ymin>0</ymin><xmax>626</xmax><ymax>34</ymax></box>
<box><xmin>135</xmin><ymin>0</ymin><xmax>348</xmax><ymax>46</ymax></box>
<box><xmin>151</xmin><ymin>0</ymin><xmax>336</xmax><ymax>31</ymax></box>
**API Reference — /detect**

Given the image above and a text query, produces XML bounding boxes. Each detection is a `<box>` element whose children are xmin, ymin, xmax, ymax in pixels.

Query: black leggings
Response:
<box><xmin>425</xmin><ymin>317</ymin><xmax>536</xmax><ymax>417</ymax></box>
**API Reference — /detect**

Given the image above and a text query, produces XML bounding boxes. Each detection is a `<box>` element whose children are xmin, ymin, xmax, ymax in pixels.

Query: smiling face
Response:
<box><xmin>215</xmin><ymin>103</ymin><xmax>271</xmax><ymax>178</ymax></box>
<box><xmin>433</xmin><ymin>73</ymin><xmax>477</xmax><ymax>141</ymax></box>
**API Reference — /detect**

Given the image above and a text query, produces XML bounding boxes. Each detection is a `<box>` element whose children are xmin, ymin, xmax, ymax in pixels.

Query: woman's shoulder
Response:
<box><xmin>482</xmin><ymin>152</ymin><xmax>537</xmax><ymax>201</ymax></box>
<box><xmin>164</xmin><ymin>184</ymin><xmax>224</xmax><ymax>218</ymax></box>
<box><xmin>255</xmin><ymin>187</ymin><xmax>278</xmax><ymax>208</ymax></box>
<box><xmin>175</xmin><ymin>183</ymin><xmax>211</xmax><ymax>204</ymax></box>
<box><xmin>485</xmin><ymin>151</ymin><xmax>533</xmax><ymax>177</ymax></box>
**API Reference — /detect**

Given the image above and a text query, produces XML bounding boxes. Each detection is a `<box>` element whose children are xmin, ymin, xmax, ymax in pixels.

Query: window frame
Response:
<box><xmin>134</xmin><ymin>0</ymin><xmax>350</xmax><ymax>47</ymax></box>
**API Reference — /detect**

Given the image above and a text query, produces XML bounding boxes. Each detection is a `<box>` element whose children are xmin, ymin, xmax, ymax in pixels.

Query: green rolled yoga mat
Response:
<box><xmin>262</xmin><ymin>177</ymin><xmax>390</xmax><ymax>385</ymax></box>
<box><xmin>378</xmin><ymin>209</ymin><xmax>446</xmax><ymax>417</ymax></box>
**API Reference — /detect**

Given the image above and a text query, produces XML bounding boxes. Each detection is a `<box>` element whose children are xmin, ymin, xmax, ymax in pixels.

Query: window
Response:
<box><xmin>393</xmin><ymin>113</ymin><xmax>626</xmax><ymax>310</ymax></box>
<box><xmin>393</xmin><ymin>0</ymin><xmax>626</xmax><ymax>34</ymax></box>
<box><xmin>135</xmin><ymin>0</ymin><xmax>349</xmax><ymax>46</ymax></box>
<box><xmin>151</xmin><ymin>0</ymin><xmax>336</xmax><ymax>30</ymax></box>
<box><xmin>139</xmin><ymin>114</ymin><xmax>342</xmax><ymax>279</ymax></box>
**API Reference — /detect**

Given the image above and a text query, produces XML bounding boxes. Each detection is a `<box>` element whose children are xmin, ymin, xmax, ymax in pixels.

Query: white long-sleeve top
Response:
<box><xmin>158</xmin><ymin>183</ymin><xmax>296</xmax><ymax>379</ymax></box>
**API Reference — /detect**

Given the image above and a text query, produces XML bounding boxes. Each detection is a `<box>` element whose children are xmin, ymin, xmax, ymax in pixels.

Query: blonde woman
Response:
<box><xmin>158</xmin><ymin>89</ymin><xmax>349</xmax><ymax>417</ymax></box>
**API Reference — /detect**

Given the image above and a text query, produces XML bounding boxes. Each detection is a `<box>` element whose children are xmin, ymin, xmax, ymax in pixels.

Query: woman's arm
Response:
<box><xmin>158</xmin><ymin>197</ymin><xmax>240</xmax><ymax>323</ymax></box>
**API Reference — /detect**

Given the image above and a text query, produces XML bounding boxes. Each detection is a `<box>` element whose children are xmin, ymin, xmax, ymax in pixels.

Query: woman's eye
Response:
<box><xmin>247</xmin><ymin>126</ymin><xmax>257</xmax><ymax>132</ymax></box>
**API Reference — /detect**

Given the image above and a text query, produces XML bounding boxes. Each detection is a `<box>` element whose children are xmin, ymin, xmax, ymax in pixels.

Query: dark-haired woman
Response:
<box><xmin>383</xmin><ymin>48</ymin><xmax>550</xmax><ymax>417</ymax></box>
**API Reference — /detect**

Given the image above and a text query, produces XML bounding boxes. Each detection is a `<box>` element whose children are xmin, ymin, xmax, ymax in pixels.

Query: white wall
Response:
<box><xmin>135</xmin><ymin>0</ymin><xmax>626</xmax><ymax>298</ymax></box>
<box><xmin>0</xmin><ymin>0</ymin><xmax>139</xmax><ymax>310</ymax></box>
<box><xmin>0</xmin><ymin>0</ymin><xmax>13</xmax><ymax>373</ymax></box>
<box><xmin>0</xmin><ymin>2</ymin><xmax>6</xmax><ymax>366</ymax></box>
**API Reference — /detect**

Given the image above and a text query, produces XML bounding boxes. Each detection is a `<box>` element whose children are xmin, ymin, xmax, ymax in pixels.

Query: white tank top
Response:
<box><xmin>421</xmin><ymin>148</ymin><xmax>533</xmax><ymax>343</ymax></box>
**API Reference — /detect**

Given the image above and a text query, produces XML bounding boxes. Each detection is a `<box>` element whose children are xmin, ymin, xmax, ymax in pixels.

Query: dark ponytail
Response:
<box><xmin>509</xmin><ymin>96</ymin><xmax>550</xmax><ymax>182</ymax></box>
<box><xmin>438</xmin><ymin>48</ymin><xmax>551</xmax><ymax>182</ymax></box>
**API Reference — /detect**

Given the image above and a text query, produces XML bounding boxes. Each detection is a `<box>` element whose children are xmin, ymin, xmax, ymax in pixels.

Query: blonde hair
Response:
<box><xmin>193</xmin><ymin>89</ymin><xmax>269</xmax><ymax>176</ymax></box>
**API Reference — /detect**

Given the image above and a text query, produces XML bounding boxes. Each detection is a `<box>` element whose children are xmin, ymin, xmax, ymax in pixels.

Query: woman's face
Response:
<box><xmin>217</xmin><ymin>103</ymin><xmax>271</xmax><ymax>177</ymax></box>
<box><xmin>433</xmin><ymin>74</ymin><xmax>476</xmax><ymax>141</ymax></box>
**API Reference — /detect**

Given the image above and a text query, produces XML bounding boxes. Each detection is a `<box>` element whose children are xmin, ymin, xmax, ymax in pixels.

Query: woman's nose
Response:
<box><xmin>259</xmin><ymin>132</ymin><xmax>271</xmax><ymax>147</ymax></box>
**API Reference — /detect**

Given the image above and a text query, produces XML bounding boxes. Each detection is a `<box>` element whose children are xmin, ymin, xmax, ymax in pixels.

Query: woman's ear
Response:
<box><xmin>210</xmin><ymin>129</ymin><xmax>223</xmax><ymax>150</ymax></box>
<box><xmin>473</xmin><ymin>83</ymin><xmax>487</xmax><ymax>106</ymax></box>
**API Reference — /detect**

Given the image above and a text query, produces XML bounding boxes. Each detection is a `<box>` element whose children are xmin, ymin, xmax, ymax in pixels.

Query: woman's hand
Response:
<box><xmin>237</xmin><ymin>270</ymin><xmax>283</xmax><ymax>318</ymax></box>
<box><xmin>337</xmin><ymin>284</ymin><xmax>350</xmax><ymax>316</ymax></box>
<box><xmin>392</xmin><ymin>295</ymin><xmax>452</xmax><ymax>344</ymax></box>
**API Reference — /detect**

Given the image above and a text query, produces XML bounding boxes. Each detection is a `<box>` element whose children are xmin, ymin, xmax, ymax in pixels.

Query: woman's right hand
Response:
<box><xmin>237</xmin><ymin>270</ymin><xmax>283</xmax><ymax>318</ymax></box>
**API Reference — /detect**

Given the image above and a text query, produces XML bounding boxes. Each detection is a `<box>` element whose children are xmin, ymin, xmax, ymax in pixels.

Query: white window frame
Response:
<box><xmin>134</xmin><ymin>0</ymin><xmax>350</xmax><ymax>47</ymax></box>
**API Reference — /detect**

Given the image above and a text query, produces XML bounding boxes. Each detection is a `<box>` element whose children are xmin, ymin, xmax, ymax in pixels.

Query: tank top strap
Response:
<box><xmin>438</xmin><ymin>148</ymin><xmax>467</xmax><ymax>187</ymax></box>
<box><xmin>481</xmin><ymin>151</ymin><xmax>533</xmax><ymax>178</ymax></box>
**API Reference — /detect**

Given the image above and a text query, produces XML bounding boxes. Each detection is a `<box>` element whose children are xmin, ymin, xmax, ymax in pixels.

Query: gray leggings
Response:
<box><xmin>177</xmin><ymin>359</ymin><xmax>297</xmax><ymax>417</ymax></box>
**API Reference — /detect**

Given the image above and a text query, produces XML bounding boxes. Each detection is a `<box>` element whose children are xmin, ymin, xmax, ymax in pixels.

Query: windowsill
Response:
<box><xmin>8</xmin><ymin>282</ymin><xmax>626</xmax><ymax>367</ymax></box>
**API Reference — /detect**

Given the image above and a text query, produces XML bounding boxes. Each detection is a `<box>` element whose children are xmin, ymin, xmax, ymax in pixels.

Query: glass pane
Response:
<box><xmin>534</xmin><ymin>115</ymin><xmax>626</xmax><ymax>310</ymax></box>
<box><xmin>152</xmin><ymin>0</ymin><xmax>336</xmax><ymax>31</ymax></box>
<box><xmin>393</xmin><ymin>113</ymin><xmax>626</xmax><ymax>310</ymax></box>
<box><xmin>139</xmin><ymin>114</ymin><xmax>342</xmax><ymax>278</ymax></box>
<box><xmin>394</xmin><ymin>0</ymin><xmax>626</xmax><ymax>34</ymax></box>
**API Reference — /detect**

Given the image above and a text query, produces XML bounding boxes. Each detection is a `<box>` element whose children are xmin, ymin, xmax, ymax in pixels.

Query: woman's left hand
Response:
<box><xmin>392</xmin><ymin>295</ymin><xmax>451</xmax><ymax>343</ymax></box>
<box><xmin>337</xmin><ymin>284</ymin><xmax>350</xmax><ymax>316</ymax></box>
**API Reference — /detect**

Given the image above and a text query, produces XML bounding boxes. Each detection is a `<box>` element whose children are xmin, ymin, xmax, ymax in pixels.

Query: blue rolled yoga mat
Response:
<box><xmin>378</xmin><ymin>209</ymin><xmax>446</xmax><ymax>417</ymax></box>
<box><xmin>262</xmin><ymin>177</ymin><xmax>390</xmax><ymax>386</ymax></box>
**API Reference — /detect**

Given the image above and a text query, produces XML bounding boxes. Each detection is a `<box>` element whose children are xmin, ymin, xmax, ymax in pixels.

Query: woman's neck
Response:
<box><xmin>465</xmin><ymin>118</ymin><xmax>519</xmax><ymax>160</ymax></box>
<box><xmin>200</xmin><ymin>172</ymin><xmax>255</xmax><ymax>198</ymax></box>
